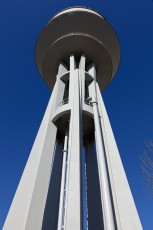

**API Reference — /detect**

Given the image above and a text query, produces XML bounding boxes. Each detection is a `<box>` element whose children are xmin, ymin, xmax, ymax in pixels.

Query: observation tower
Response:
<box><xmin>3</xmin><ymin>7</ymin><xmax>142</xmax><ymax>230</ymax></box>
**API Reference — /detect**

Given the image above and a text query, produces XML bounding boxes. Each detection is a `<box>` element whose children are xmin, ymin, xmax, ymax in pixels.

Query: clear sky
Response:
<box><xmin>0</xmin><ymin>0</ymin><xmax>153</xmax><ymax>229</ymax></box>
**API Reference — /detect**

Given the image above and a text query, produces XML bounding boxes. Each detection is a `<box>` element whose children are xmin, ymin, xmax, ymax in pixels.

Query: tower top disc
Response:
<box><xmin>35</xmin><ymin>6</ymin><xmax>120</xmax><ymax>92</ymax></box>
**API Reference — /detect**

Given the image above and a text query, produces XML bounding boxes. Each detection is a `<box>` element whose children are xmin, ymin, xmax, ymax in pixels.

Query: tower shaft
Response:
<box><xmin>3</xmin><ymin>54</ymin><xmax>142</xmax><ymax>230</ymax></box>
<box><xmin>3</xmin><ymin>7</ymin><xmax>142</xmax><ymax>230</ymax></box>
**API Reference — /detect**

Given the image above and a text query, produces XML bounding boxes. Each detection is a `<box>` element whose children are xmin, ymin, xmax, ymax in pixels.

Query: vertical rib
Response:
<box><xmin>57</xmin><ymin>127</ymin><xmax>69</xmax><ymax>230</ymax></box>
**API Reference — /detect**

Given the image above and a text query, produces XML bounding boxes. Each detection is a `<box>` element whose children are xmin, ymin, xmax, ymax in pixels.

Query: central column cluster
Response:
<box><xmin>51</xmin><ymin>54</ymin><xmax>115</xmax><ymax>230</ymax></box>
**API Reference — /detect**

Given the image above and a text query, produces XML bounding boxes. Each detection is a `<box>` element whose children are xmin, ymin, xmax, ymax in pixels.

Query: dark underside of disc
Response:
<box><xmin>35</xmin><ymin>7</ymin><xmax>120</xmax><ymax>91</ymax></box>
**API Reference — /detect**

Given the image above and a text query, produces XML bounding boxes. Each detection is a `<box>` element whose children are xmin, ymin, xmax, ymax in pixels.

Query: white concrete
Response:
<box><xmin>96</xmin><ymin>84</ymin><xmax>142</xmax><ymax>230</ymax></box>
<box><xmin>53</xmin><ymin>62</ymin><xmax>68</xmax><ymax>111</ymax></box>
<box><xmin>79</xmin><ymin>54</ymin><xmax>86</xmax><ymax>105</ymax></box>
<box><xmin>3</xmin><ymin>85</ymin><xmax>58</xmax><ymax>230</ymax></box>
<box><xmin>92</xmin><ymin>99</ymin><xmax>115</xmax><ymax>230</ymax></box>
<box><xmin>4</xmin><ymin>54</ymin><xmax>142</xmax><ymax>230</ymax></box>
<box><xmin>88</xmin><ymin>64</ymin><xmax>115</xmax><ymax>230</ymax></box>
<box><xmin>64</xmin><ymin>56</ymin><xmax>82</xmax><ymax>230</ymax></box>
<box><xmin>57</xmin><ymin>128</ymin><xmax>69</xmax><ymax>230</ymax></box>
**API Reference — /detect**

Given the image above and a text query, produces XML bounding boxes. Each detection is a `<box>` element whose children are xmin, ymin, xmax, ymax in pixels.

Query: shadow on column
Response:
<box><xmin>86</xmin><ymin>141</ymin><xmax>104</xmax><ymax>230</ymax></box>
<box><xmin>42</xmin><ymin>141</ymin><xmax>63</xmax><ymax>230</ymax></box>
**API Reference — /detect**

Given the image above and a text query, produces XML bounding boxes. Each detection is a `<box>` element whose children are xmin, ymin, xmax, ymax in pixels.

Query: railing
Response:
<box><xmin>59</xmin><ymin>98</ymin><xmax>92</xmax><ymax>107</ymax></box>
<box><xmin>59</xmin><ymin>98</ymin><xmax>69</xmax><ymax>106</ymax></box>
<box><xmin>85</xmin><ymin>99</ymin><xmax>92</xmax><ymax>106</ymax></box>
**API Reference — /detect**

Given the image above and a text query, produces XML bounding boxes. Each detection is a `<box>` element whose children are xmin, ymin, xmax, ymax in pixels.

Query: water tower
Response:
<box><xmin>3</xmin><ymin>7</ymin><xmax>142</xmax><ymax>230</ymax></box>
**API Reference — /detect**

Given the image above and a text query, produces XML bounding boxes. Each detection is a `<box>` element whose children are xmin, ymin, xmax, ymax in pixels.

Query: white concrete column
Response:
<box><xmin>58</xmin><ymin>127</ymin><xmax>69</xmax><ymax>230</ymax></box>
<box><xmin>96</xmin><ymin>84</ymin><xmax>143</xmax><ymax>230</ymax></box>
<box><xmin>53</xmin><ymin>62</ymin><xmax>68</xmax><ymax>110</ymax></box>
<box><xmin>79</xmin><ymin>54</ymin><xmax>86</xmax><ymax>105</ymax></box>
<box><xmin>92</xmin><ymin>97</ymin><xmax>115</xmax><ymax>230</ymax></box>
<box><xmin>64</xmin><ymin>58</ymin><xmax>82</xmax><ymax>229</ymax></box>
<box><xmin>88</xmin><ymin>63</ymin><xmax>115</xmax><ymax>230</ymax></box>
<box><xmin>3</xmin><ymin>84</ymin><xmax>58</xmax><ymax>230</ymax></box>
<box><xmin>69</xmin><ymin>55</ymin><xmax>76</xmax><ymax>106</ymax></box>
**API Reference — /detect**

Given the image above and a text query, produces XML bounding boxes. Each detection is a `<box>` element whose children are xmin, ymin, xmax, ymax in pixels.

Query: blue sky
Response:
<box><xmin>0</xmin><ymin>0</ymin><xmax>153</xmax><ymax>229</ymax></box>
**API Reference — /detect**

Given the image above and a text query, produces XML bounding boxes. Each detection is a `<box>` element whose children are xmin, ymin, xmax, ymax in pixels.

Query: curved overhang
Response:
<box><xmin>35</xmin><ymin>6</ymin><xmax>120</xmax><ymax>92</ymax></box>
<box><xmin>51</xmin><ymin>7</ymin><xmax>104</xmax><ymax>20</ymax></box>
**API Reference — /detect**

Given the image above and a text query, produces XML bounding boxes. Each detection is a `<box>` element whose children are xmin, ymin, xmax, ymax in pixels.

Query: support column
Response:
<box><xmin>92</xmin><ymin>97</ymin><xmax>115</xmax><ymax>230</ymax></box>
<box><xmin>58</xmin><ymin>127</ymin><xmax>69</xmax><ymax>230</ymax></box>
<box><xmin>3</xmin><ymin>85</ymin><xmax>58</xmax><ymax>230</ymax></box>
<box><xmin>96</xmin><ymin>83</ymin><xmax>142</xmax><ymax>230</ymax></box>
<box><xmin>79</xmin><ymin>54</ymin><xmax>86</xmax><ymax>104</ymax></box>
<box><xmin>88</xmin><ymin>63</ymin><xmax>115</xmax><ymax>230</ymax></box>
<box><xmin>69</xmin><ymin>55</ymin><xmax>76</xmax><ymax>106</ymax></box>
<box><xmin>53</xmin><ymin>62</ymin><xmax>68</xmax><ymax>111</ymax></box>
<box><xmin>64</xmin><ymin>55</ymin><xmax>82</xmax><ymax>230</ymax></box>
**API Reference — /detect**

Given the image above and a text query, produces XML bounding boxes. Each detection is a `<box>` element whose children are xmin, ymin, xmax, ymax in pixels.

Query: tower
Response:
<box><xmin>3</xmin><ymin>6</ymin><xmax>142</xmax><ymax>230</ymax></box>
